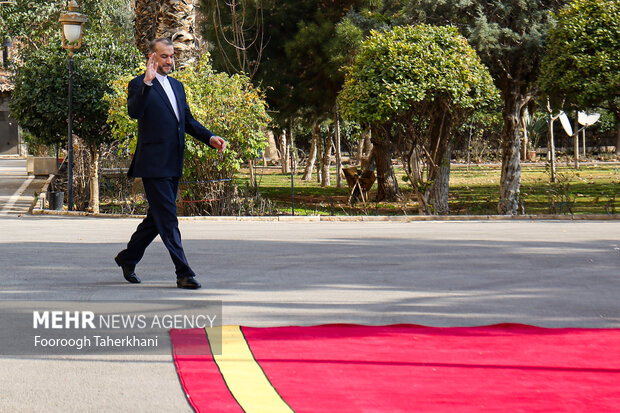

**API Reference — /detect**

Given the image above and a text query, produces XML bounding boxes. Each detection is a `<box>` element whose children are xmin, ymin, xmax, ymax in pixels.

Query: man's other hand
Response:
<box><xmin>210</xmin><ymin>136</ymin><xmax>226</xmax><ymax>153</ymax></box>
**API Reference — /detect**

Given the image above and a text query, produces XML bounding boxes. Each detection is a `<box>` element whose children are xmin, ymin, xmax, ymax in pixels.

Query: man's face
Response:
<box><xmin>151</xmin><ymin>43</ymin><xmax>174</xmax><ymax>75</ymax></box>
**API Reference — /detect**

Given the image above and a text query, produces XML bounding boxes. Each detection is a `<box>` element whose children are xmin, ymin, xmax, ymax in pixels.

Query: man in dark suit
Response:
<box><xmin>114</xmin><ymin>38</ymin><xmax>226</xmax><ymax>289</ymax></box>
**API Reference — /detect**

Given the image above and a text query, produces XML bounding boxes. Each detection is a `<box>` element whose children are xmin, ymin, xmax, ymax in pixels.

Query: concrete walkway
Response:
<box><xmin>1</xmin><ymin>215</ymin><xmax>619</xmax><ymax>412</ymax></box>
<box><xmin>0</xmin><ymin>158</ymin><xmax>46</xmax><ymax>215</ymax></box>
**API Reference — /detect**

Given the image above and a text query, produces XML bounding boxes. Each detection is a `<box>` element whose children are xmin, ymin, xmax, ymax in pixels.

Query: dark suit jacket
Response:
<box><xmin>127</xmin><ymin>73</ymin><xmax>214</xmax><ymax>178</ymax></box>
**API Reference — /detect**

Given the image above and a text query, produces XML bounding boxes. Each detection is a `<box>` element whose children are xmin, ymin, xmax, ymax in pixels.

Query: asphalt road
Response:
<box><xmin>1</xmin><ymin>158</ymin><xmax>619</xmax><ymax>412</ymax></box>
<box><xmin>2</xmin><ymin>216</ymin><xmax>618</xmax><ymax>327</ymax></box>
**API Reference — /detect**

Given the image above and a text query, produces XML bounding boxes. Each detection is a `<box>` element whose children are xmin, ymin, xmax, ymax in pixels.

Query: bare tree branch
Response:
<box><xmin>208</xmin><ymin>0</ymin><xmax>266</xmax><ymax>78</ymax></box>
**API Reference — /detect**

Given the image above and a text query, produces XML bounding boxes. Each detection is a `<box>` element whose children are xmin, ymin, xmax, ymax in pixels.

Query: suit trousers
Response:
<box><xmin>116</xmin><ymin>177</ymin><xmax>195</xmax><ymax>279</ymax></box>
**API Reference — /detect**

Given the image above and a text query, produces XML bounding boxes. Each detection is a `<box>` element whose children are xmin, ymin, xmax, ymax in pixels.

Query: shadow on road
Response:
<box><xmin>1</xmin><ymin>236</ymin><xmax>618</xmax><ymax>327</ymax></box>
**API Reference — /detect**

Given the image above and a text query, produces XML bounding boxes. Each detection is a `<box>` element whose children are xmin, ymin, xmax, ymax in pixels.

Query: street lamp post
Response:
<box><xmin>59</xmin><ymin>0</ymin><xmax>86</xmax><ymax>211</ymax></box>
<box><xmin>2</xmin><ymin>38</ymin><xmax>12</xmax><ymax>69</ymax></box>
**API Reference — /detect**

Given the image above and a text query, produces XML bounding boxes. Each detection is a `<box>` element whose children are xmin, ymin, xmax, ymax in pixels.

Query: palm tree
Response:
<box><xmin>134</xmin><ymin>0</ymin><xmax>200</xmax><ymax>69</ymax></box>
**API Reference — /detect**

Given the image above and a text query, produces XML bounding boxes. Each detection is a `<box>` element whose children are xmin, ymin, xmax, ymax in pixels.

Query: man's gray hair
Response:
<box><xmin>149</xmin><ymin>38</ymin><xmax>173</xmax><ymax>53</ymax></box>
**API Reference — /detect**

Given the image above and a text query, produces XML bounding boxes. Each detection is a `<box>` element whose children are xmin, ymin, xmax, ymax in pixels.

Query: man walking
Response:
<box><xmin>114</xmin><ymin>38</ymin><xmax>226</xmax><ymax>289</ymax></box>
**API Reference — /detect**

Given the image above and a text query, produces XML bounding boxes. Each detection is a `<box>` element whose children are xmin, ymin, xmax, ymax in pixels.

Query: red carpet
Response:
<box><xmin>170</xmin><ymin>324</ymin><xmax>620</xmax><ymax>412</ymax></box>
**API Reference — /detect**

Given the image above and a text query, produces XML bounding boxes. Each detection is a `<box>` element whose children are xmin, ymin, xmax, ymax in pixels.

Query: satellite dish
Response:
<box><xmin>559</xmin><ymin>112</ymin><xmax>573</xmax><ymax>136</ymax></box>
<box><xmin>578</xmin><ymin>111</ymin><xmax>601</xmax><ymax>126</ymax></box>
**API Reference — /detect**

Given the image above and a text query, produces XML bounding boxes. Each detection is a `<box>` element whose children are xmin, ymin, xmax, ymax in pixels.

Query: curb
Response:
<box><xmin>28</xmin><ymin>174</ymin><xmax>55</xmax><ymax>214</ymax></box>
<box><xmin>29</xmin><ymin>209</ymin><xmax>620</xmax><ymax>222</ymax></box>
<box><xmin>29</xmin><ymin>176</ymin><xmax>620</xmax><ymax>222</ymax></box>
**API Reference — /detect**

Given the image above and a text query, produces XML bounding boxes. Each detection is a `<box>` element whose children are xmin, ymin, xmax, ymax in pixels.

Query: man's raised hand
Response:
<box><xmin>144</xmin><ymin>53</ymin><xmax>158</xmax><ymax>84</ymax></box>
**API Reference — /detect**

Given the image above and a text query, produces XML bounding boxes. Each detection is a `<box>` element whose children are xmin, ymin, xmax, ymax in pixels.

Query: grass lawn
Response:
<box><xmin>234</xmin><ymin>162</ymin><xmax>620</xmax><ymax>216</ymax></box>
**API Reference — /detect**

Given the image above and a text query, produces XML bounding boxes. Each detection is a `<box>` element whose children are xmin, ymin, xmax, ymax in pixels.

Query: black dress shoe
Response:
<box><xmin>176</xmin><ymin>276</ymin><xmax>201</xmax><ymax>289</ymax></box>
<box><xmin>114</xmin><ymin>256</ymin><xmax>141</xmax><ymax>284</ymax></box>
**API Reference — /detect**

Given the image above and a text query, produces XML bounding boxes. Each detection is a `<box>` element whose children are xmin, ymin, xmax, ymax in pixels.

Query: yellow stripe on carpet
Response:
<box><xmin>206</xmin><ymin>325</ymin><xmax>294</xmax><ymax>413</ymax></box>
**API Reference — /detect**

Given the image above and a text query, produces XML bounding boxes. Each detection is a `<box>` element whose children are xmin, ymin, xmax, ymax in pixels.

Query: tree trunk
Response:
<box><xmin>498</xmin><ymin>88</ymin><xmax>522</xmax><ymax>215</ymax></box>
<box><xmin>582</xmin><ymin>128</ymin><xmax>586</xmax><ymax>158</ymax></box>
<box><xmin>410</xmin><ymin>147</ymin><xmax>423</xmax><ymax>185</ymax></box>
<box><xmin>248</xmin><ymin>159</ymin><xmax>256</xmax><ymax>188</ymax></box>
<box><xmin>356</xmin><ymin>136</ymin><xmax>364</xmax><ymax>165</ymax></box>
<box><xmin>88</xmin><ymin>145</ymin><xmax>100</xmax><ymax>214</ymax></box>
<box><xmin>316</xmin><ymin>125</ymin><xmax>323</xmax><ymax>184</ymax></box>
<box><xmin>302</xmin><ymin>122</ymin><xmax>318</xmax><ymax>181</ymax></box>
<box><xmin>422</xmin><ymin>108</ymin><xmax>453</xmax><ymax>215</ymax></box>
<box><xmin>264</xmin><ymin>130</ymin><xmax>280</xmax><ymax>163</ymax></box>
<box><xmin>134</xmin><ymin>0</ymin><xmax>159</xmax><ymax>57</ymax></box>
<box><xmin>371</xmin><ymin>131</ymin><xmax>399</xmax><ymax>202</ymax></box>
<box><xmin>429</xmin><ymin>144</ymin><xmax>451</xmax><ymax>215</ymax></box>
<box><xmin>546</xmin><ymin>100</ymin><xmax>559</xmax><ymax>183</ymax></box>
<box><xmin>521</xmin><ymin>106</ymin><xmax>529</xmax><ymax>160</ymax></box>
<box><xmin>360</xmin><ymin>129</ymin><xmax>374</xmax><ymax>171</ymax></box>
<box><xmin>321</xmin><ymin>124</ymin><xmax>333</xmax><ymax>187</ymax></box>
<box><xmin>467</xmin><ymin>120</ymin><xmax>473</xmax><ymax>172</ymax></box>
<box><xmin>548</xmin><ymin>117</ymin><xmax>557</xmax><ymax>183</ymax></box>
<box><xmin>616</xmin><ymin>118</ymin><xmax>620</xmax><ymax>156</ymax></box>
<box><xmin>364</xmin><ymin>129</ymin><xmax>373</xmax><ymax>157</ymax></box>
<box><xmin>134</xmin><ymin>0</ymin><xmax>200</xmax><ymax>69</ymax></box>
<box><xmin>280</xmin><ymin>130</ymin><xmax>289</xmax><ymax>174</ymax></box>
<box><xmin>573</xmin><ymin>110</ymin><xmax>579</xmax><ymax>169</ymax></box>
<box><xmin>335</xmin><ymin>109</ymin><xmax>342</xmax><ymax>188</ymax></box>
<box><xmin>609</xmin><ymin>102</ymin><xmax>620</xmax><ymax>155</ymax></box>
<box><xmin>289</xmin><ymin>118</ymin><xmax>296</xmax><ymax>172</ymax></box>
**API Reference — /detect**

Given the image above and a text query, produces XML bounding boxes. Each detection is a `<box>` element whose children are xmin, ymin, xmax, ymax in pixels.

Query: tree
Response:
<box><xmin>539</xmin><ymin>0</ymin><xmax>620</xmax><ymax>154</ymax></box>
<box><xmin>0</xmin><ymin>2</ymin><xmax>63</xmax><ymax>51</ymax></box>
<box><xmin>134</xmin><ymin>0</ymin><xmax>201</xmax><ymax>69</ymax></box>
<box><xmin>9</xmin><ymin>31</ymin><xmax>141</xmax><ymax>212</ymax></box>
<box><xmin>201</xmin><ymin>0</ymin><xmax>360</xmax><ymax>185</ymax></box>
<box><xmin>200</xmin><ymin>0</ymin><xmax>266</xmax><ymax>79</ymax></box>
<box><xmin>372</xmin><ymin>0</ymin><xmax>563</xmax><ymax>214</ymax></box>
<box><xmin>2</xmin><ymin>0</ymin><xmax>140</xmax><ymax>212</ymax></box>
<box><xmin>200</xmin><ymin>0</ymin><xmax>302</xmax><ymax>119</ymax></box>
<box><xmin>283</xmin><ymin>2</ymin><xmax>364</xmax><ymax>185</ymax></box>
<box><xmin>0</xmin><ymin>0</ymin><xmax>135</xmax><ymax>55</ymax></box>
<box><xmin>339</xmin><ymin>25</ymin><xmax>498</xmax><ymax>210</ymax></box>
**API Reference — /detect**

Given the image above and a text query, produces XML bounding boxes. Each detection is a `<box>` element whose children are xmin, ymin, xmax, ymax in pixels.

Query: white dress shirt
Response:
<box><xmin>155</xmin><ymin>72</ymin><xmax>180</xmax><ymax>122</ymax></box>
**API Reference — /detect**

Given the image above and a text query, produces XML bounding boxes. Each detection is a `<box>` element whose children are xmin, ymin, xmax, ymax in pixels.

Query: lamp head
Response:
<box><xmin>59</xmin><ymin>0</ymin><xmax>87</xmax><ymax>53</ymax></box>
